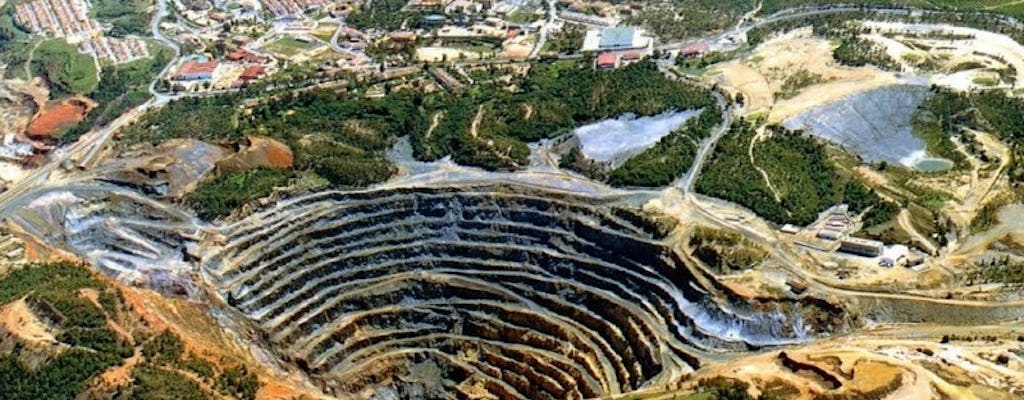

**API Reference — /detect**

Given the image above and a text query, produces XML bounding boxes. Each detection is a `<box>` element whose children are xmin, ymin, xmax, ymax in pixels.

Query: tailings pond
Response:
<box><xmin>574</xmin><ymin>110</ymin><xmax>701</xmax><ymax>165</ymax></box>
<box><xmin>783</xmin><ymin>85</ymin><xmax>952</xmax><ymax>172</ymax></box>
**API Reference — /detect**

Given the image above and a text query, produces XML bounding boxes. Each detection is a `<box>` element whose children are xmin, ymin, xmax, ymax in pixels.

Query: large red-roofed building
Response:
<box><xmin>173</xmin><ymin>61</ymin><xmax>218</xmax><ymax>81</ymax></box>
<box><xmin>596</xmin><ymin>52</ymin><xmax>618</xmax><ymax>69</ymax></box>
<box><xmin>226</xmin><ymin>49</ymin><xmax>267</xmax><ymax>64</ymax></box>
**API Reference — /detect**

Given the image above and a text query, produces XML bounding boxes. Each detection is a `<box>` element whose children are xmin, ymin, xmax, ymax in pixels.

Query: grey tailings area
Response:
<box><xmin>783</xmin><ymin>85</ymin><xmax>952</xmax><ymax>171</ymax></box>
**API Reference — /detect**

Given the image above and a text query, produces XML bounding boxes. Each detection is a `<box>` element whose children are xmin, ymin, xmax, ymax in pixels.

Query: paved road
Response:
<box><xmin>328</xmin><ymin>17</ymin><xmax>373</xmax><ymax>67</ymax></box>
<box><xmin>681</xmin><ymin>87</ymin><xmax>731</xmax><ymax>194</ymax></box>
<box><xmin>528</xmin><ymin>0</ymin><xmax>558</xmax><ymax>59</ymax></box>
<box><xmin>655</xmin><ymin>63</ymin><xmax>733</xmax><ymax>194</ymax></box>
<box><xmin>149</xmin><ymin>0</ymin><xmax>182</xmax><ymax>100</ymax></box>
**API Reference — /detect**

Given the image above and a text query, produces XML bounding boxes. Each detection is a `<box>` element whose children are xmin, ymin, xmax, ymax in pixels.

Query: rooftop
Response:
<box><xmin>597</xmin><ymin>52</ymin><xmax>618</xmax><ymax>66</ymax></box>
<box><xmin>177</xmin><ymin>61</ymin><xmax>219</xmax><ymax>76</ymax></box>
<box><xmin>599</xmin><ymin>26</ymin><xmax>637</xmax><ymax>49</ymax></box>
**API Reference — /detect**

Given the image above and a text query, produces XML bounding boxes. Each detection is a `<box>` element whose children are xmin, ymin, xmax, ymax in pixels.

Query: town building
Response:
<box><xmin>680</xmin><ymin>43</ymin><xmax>710</xmax><ymax>58</ymax></box>
<box><xmin>172</xmin><ymin>61</ymin><xmax>219</xmax><ymax>81</ymax></box>
<box><xmin>596</xmin><ymin>52</ymin><xmax>618</xmax><ymax>69</ymax></box>
<box><xmin>581</xmin><ymin>26</ymin><xmax>654</xmax><ymax>57</ymax></box>
<box><xmin>816</xmin><ymin>229</ymin><xmax>842</xmax><ymax>241</ymax></box>
<box><xmin>226</xmin><ymin>49</ymin><xmax>267</xmax><ymax>64</ymax></box>
<box><xmin>780</xmin><ymin>224</ymin><xmax>800</xmax><ymax>234</ymax></box>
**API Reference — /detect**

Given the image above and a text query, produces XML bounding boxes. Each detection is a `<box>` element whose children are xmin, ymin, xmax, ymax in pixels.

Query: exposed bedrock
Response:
<box><xmin>203</xmin><ymin>184</ymin><xmax>847</xmax><ymax>399</ymax></box>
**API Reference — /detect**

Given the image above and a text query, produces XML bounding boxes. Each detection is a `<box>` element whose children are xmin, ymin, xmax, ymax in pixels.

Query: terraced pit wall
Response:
<box><xmin>202</xmin><ymin>184</ymin><xmax>849</xmax><ymax>399</ymax></box>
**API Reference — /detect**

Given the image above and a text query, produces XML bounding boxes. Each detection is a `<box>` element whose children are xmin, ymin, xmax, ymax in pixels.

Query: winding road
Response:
<box><xmin>148</xmin><ymin>0</ymin><xmax>182</xmax><ymax>100</ymax></box>
<box><xmin>528</xmin><ymin>0</ymin><xmax>558</xmax><ymax>59</ymax></box>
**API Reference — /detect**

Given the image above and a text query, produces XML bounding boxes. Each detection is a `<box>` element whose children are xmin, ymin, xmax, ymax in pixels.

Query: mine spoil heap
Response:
<box><xmin>204</xmin><ymin>184</ymin><xmax>845</xmax><ymax>399</ymax></box>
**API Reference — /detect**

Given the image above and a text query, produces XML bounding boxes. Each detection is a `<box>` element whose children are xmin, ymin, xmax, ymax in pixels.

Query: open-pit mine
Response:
<box><xmin>5</xmin><ymin>3</ymin><xmax>1024</xmax><ymax>400</ymax></box>
<box><xmin>202</xmin><ymin>184</ymin><xmax>845</xmax><ymax>399</ymax></box>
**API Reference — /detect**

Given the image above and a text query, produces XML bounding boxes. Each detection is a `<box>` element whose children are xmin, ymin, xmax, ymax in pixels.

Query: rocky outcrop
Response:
<box><xmin>103</xmin><ymin>139</ymin><xmax>232</xmax><ymax>198</ymax></box>
<box><xmin>215</xmin><ymin>136</ymin><xmax>294</xmax><ymax>176</ymax></box>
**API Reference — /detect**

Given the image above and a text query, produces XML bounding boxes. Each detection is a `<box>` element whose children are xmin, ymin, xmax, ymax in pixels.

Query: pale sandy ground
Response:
<box><xmin>863</xmin><ymin>21</ymin><xmax>1024</xmax><ymax>90</ymax></box>
<box><xmin>709</xmin><ymin>22</ymin><xmax>1024</xmax><ymax>123</ymax></box>
<box><xmin>0</xmin><ymin>298</ymin><xmax>59</xmax><ymax>346</ymax></box>
<box><xmin>415</xmin><ymin>47</ymin><xmax>484</xmax><ymax>62</ymax></box>
<box><xmin>706</xmin><ymin>28</ymin><xmax>901</xmax><ymax>121</ymax></box>
<box><xmin>671</xmin><ymin>338</ymin><xmax>1024</xmax><ymax>400</ymax></box>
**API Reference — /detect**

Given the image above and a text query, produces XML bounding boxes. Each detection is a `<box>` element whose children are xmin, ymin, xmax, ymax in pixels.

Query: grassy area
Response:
<box><xmin>311</xmin><ymin>22</ymin><xmax>338</xmax><ymax>42</ymax></box>
<box><xmin>62</xmin><ymin>40</ymin><xmax>174</xmax><ymax>142</ymax></box>
<box><xmin>776</xmin><ymin>70</ymin><xmax>824</xmax><ymax>100</ymax></box>
<box><xmin>90</xmin><ymin>0</ymin><xmax>152</xmax><ymax>37</ymax></box>
<box><xmin>262</xmin><ymin>36</ymin><xmax>318</xmax><ymax>57</ymax></box>
<box><xmin>504</xmin><ymin>9</ymin><xmax>542</xmax><ymax>24</ymax></box>
<box><xmin>972</xmin><ymin>75</ymin><xmax>1000</xmax><ymax>86</ymax></box>
<box><xmin>7</xmin><ymin>38</ymin><xmax>100</xmax><ymax>96</ymax></box>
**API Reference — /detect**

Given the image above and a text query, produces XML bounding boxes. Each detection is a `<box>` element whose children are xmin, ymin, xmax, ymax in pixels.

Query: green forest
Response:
<box><xmin>606</xmin><ymin>106</ymin><xmax>722</xmax><ymax>187</ymax></box>
<box><xmin>623</xmin><ymin>0</ymin><xmax>758</xmax><ymax>40</ymax></box>
<box><xmin>118</xmin><ymin>88</ymin><xmax>426</xmax><ymax>218</ymax></box>
<box><xmin>347</xmin><ymin>0</ymin><xmax>426</xmax><ymax>31</ymax></box>
<box><xmin>90</xmin><ymin>0</ymin><xmax>152</xmax><ymax>37</ymax></box>
<box><xmin>832</xmin><ymin>36</ymin><xmax>900</xmax><ymax>70</ymax></box>
<box><xmin>416</xmin><ymin>61</ymin><xmax>717</xmax><ymax>170</ymax></box>
<box><xmin>696</xmin><ymin>121</ymin><xmax>897</xmax><ymax>226</ymax></box>
<box><xmin>0</xmin><ymin>262</ymin><xmax>260</xmax><ymax>400</ymax></box>
<box><xmin>118</xmin><ymin>61</ymin><xmax>717</xmax><ymax>217</ymax></box>
<box><xmin>917</xmin><ymin>88</ymin><xmax>1024</xmax><ymax>183</ymax></box>
<box><xmin>626</xmin><ymin>0</ymin><xmax>1024</xmax><ymax>42</ymax></box>
<box><xmin>747</xmin><ymin>8</ymin><xmax>1024</xmax><ymax>46</ymax></box>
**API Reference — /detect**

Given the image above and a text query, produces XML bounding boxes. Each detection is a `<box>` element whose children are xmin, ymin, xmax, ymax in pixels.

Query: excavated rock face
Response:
<box><xmin>204</xmin><ymin>184</ymin><xmax>845</xmax><ymax>399</ymax></box>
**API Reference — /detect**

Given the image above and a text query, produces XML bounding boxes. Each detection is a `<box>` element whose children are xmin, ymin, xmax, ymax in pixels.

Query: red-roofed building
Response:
<box><xmin>240</xmin><ymin>65</ymin><xmax>266</xmax><ymax>80</ymax></box>
<box><xmin>389</xmin><ymin>31</ymin><xmax>417</xmax><ymax>42</ymax></box>
<box><xmin>173</xmin><ymin>61</ymin><xmax>218</xmax><ymax>81</ymax></box>
<box><xmin>622</xmin><ymin>51</ymin><xmax>643</xmax><ymax>61</ymax></box>
<box><xmin>596</xmin><ymin>52</ymin><xmax>618</xmax><ymax>69</ymax></box>
<box><xmin>680</xmin><ymin>43</ymin><xmax>710</xmax><ymax>58</ymax></box>
<box><xmin>226</xmin><ymin>49</ymin><xmax>266</xmax><ymax>64</ymax></box>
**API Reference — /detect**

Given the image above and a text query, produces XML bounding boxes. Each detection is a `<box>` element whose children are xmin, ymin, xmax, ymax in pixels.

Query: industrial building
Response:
<box><xmin>838</xmin><ymin>237</ymin><xmax>885</xmax><ymax>257</ymax></box>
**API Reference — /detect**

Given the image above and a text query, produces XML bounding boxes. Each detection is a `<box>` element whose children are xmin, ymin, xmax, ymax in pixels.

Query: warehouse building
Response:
<box><xmin>581</xmin><ymin>26</ymin><xmax>654</xmax><ymax>57</ymax></box>
<box><xmin>838</xmin><ymin>237</ymin><xmax>885</xmax><ymax>257</ymax></box>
